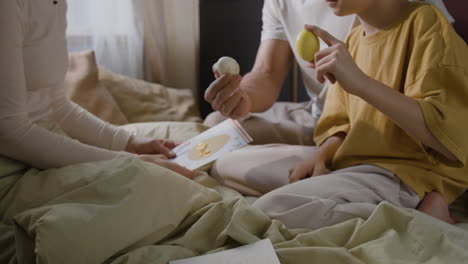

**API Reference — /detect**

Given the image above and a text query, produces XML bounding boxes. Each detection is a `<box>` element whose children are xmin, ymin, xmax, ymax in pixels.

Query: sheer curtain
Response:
<box><xmin>67</xmin><ymin>0</ymin><xmax>199</xmax><ymax>90</ymax></box>
<box><xmin>66</xmin><ymin>0</ymin><xmax>144</xmax><ymax>79</ymax></box>
<box><xmin>141</xmin><ymin>0</ymin><xmax>199</xmax><ymax>89</ymax></box>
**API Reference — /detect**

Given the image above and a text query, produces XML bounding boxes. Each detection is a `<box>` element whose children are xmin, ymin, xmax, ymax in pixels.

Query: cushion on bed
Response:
<box><xmin>65</xmin><ymin>50</ymin><xmax>202</xmax><ymax>125</ymax></box>
<box><xmin>65</xmin><ymin>51</ymin><xmax>129</xmax><ymax>125</ymax></box>
<box><xmin>98</xmin><ymin>67</ymin><xmax>202</xmax><ymax>123</ymax></box>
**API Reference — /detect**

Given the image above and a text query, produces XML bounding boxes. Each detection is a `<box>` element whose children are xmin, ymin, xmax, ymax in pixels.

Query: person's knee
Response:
<box><xmin>210</xmin><ymin>153</ymin><xmax>241</xmax><ymax>184</ymax></box>
<box><xmin>251</xmin><ymin>193</ymin><xmax>274</xmax><ymax>213</ymax></box>
<box><xmin>203</xmin><ymin>111</ymin><xmax>228</xmax><ymax>127</ymax></box>
<box><xmin>210</xmin><ymin>157</ymin><xmax>228</xmax><ymax>183</ymax></box>
<box><xmin>210</xmin><ymin>151</ymin><xmax>266</xmax><ymax>196</ymax></box>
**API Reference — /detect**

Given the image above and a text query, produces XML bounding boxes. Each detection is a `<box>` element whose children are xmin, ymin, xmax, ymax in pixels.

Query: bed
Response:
<box><xmin>1</xmin><ymin>49</ymin><xmax>466</xmax><ymax>264</ymax></box>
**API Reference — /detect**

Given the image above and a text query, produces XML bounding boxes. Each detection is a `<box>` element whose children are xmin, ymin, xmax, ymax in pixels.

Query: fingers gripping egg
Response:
<box><xmin>296</xmin><ymin>30</ymin><xmax>320</xmax><ymax>62</ymax></box>
<box><xmin>213</xmin><ymin>57</ymin><xmax>240</xmax><ymax>76</ymax></box>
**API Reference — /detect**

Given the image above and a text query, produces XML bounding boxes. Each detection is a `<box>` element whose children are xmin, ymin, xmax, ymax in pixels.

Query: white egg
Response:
<box><xmin>213</xmin><ymin>57</ymin><xmax>240</xmax><ymax>75</ymax></box>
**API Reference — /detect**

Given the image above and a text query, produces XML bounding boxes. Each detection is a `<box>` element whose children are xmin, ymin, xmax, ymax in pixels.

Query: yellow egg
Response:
<box><xmin>296</xmin><ymin>30</ymin><xmax>320</xmax><ymax>62</ymax></box>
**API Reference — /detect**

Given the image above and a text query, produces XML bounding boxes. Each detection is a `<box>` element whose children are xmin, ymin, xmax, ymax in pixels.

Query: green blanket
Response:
<box><xmin>1</xmin><ymin>122</ymin><xmax>467</xmax><ymax>264</ymax></box>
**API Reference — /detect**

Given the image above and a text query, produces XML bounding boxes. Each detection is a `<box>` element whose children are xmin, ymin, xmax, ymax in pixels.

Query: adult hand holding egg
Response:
<box><xmin>213</xmin><ymin>57</ymin><xmax>240</xmax><ymax>78</ymax></box>
<box><xmin>204</xmin><ymin>57</ymin><xmax>252</xmax><ymax>119</ymax></box>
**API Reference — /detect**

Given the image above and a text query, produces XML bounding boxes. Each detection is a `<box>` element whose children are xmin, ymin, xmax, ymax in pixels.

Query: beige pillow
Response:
<box><xmin>65</xmin><ymin>51</ymin><xmax>129</xmax><ymax>125</ymax></box>
<box><xmin>99</xmin><ymin>67</ymin><xmax>202</xmax><ymax>123</ymax></box>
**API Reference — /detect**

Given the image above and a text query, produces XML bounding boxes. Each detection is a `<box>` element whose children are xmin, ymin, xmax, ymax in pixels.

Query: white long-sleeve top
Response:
<box><xmin>0</xmin><ymin>0</ymin><xmax>132</xmax><ymax>169</ymax></box>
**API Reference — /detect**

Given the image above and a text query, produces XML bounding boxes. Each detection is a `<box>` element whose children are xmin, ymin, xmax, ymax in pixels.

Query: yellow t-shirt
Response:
<box><xmin>314</xmin><ymin>2</ymin><xmax>468</xmax><ymax>203</ymax></box>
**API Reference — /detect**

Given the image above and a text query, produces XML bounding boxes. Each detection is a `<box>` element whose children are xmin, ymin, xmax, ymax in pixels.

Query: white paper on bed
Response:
<box><xmin>170</xmin><ymin>118</ymin><xmax>253</xmax><ymax>170</ymax></box>
<box><xmin>169</xmin><ymin>239</ymin><xmax>281</xmax><ymax>264</ymax></box>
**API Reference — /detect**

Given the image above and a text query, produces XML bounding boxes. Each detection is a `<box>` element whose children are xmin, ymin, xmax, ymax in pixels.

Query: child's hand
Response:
<box><xmin>126</xmin><ymin>136</ymin><xmax>177</xmax><ymax>158</ymax></box>
<box><xmin>289</xmin><ymin>150</ymin><xmax>331</xmax><ymax>183</ymax></box>
<box><xmin>305</xmin><ymin>25</ymin><xmax>367</xmax><ymax>95</ymax></box>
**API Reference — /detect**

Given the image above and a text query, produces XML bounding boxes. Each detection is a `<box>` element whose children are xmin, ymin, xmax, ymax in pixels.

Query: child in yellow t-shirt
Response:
<box><xmin>253</xmin><ymin>0</ymin><xmax>468</xmax><ymax>228</ymax></box>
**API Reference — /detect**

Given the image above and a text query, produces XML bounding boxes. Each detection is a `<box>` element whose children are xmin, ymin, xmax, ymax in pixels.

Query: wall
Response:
<box><xmin>444</xmin><ymin>0</ymin><xmax>468</xmax><ymax>42</ymax></box>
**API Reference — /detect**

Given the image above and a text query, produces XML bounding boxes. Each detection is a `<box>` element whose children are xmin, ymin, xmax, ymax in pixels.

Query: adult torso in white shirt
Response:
<box><xmin>261</xmin><ymin>0</ymin><xmax>356</xmax><ymax>120</ymax></box>
<box><xmin>261</xmin><ymin>0</ymin><xmax>454</xmax><ymax>122</ymax></box>
<box><xmin>21</xmin><ymin>0</ymin><xmax>69</xmax><ymax>121</ymax></box>
<box><xmin>0</xmin><ymin>0</ymin><xmax>131</xmax><ymax>169</ymax></box>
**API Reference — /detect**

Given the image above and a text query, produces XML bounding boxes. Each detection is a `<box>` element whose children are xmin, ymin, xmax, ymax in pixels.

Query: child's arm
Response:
<box><xmin>308</xmin><ymin>25</ymin><xmax>458</xmax><ymax>162</ymax></box>
<box><xmin>289</xmin><ymin>59</ymin><xmax>352</xmax><ymax>183</ymax></box>
<box><xmin>352</xmin><ymin>76</ymin><xmax>457</xmax><ymax>161</ymax></box>
<box><xmin>290</xmin><ymin>65</ymin><xmax>350</xmax><ymax>183</ymax></box>
<box><xmin>289</xmin><ymin>133</ymin><xmax>345</xmax><ymax>183</ymax></box>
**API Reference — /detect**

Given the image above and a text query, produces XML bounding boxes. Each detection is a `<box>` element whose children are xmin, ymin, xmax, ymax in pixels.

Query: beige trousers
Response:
<box><xmin>211</xmin><ymin>145</ymin><xmax>420</xmax><ymax>229</ymax></box>
<box><xmin>205</xmin><ymin>103</ymin><xmax>420</xmax><ymax>229</ymax></box>
<box><xmin>204</xmin><ymin>101</ymin><xmax>318</xmax><ymax>196</ymax></box>
<box><xmin>253</xmin><ymin>165</ymin><xmax>420</xmax><ymax>230</ymax></box>
<box><xmin>211</xmin><ymin>144</ymin><xmax>317</xmax><ymax>196</ymax></box>
<box><xmin>204</xmin><ymin>101</ymin><xmax>316</xmax><ymax>146</ymax></box>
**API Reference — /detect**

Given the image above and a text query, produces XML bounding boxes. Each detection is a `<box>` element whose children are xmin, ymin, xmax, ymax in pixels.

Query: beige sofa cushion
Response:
<box><xmin>99</xmin><ymin>67</ymin><xmax>202</xmax><ymax>123</ymax></box>
<box><xmin>65</xmin><ymin>51</ymin><xmax>129</xmax><ymax>125</ymax></box>
<box><xmin>65</xmin><ymin>50</ymin><xmax>202</xmax><ymax>125</ymax></box>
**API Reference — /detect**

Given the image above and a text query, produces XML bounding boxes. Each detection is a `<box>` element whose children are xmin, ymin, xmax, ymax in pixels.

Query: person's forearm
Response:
<box><xmin>51</xmin><ymin>92</ymin><xmax>131</xmax><ymax>151</ymax></box>
<box><xmin>240</xmin><ymin>39</ymin><xmax>294</xmax><ymax>113</ymax></box>
<box><xmin>355</xmin><ymin>76</ymin><xmax>457</xmax><ymax>161</ymax></box>
<box><xmin>316</xmin><ymin>133</ymin><xmax>346</xmax><ymax>164</ymax></box>
<box><xmin>0</xmin><ymin>115</ymin><xmax>132</xmax><ymax>169</ymax></box>
<box><xmin>240</xmin><ymin>70</ymin><xmax>284</xmax><ymax>113</ymax></box>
